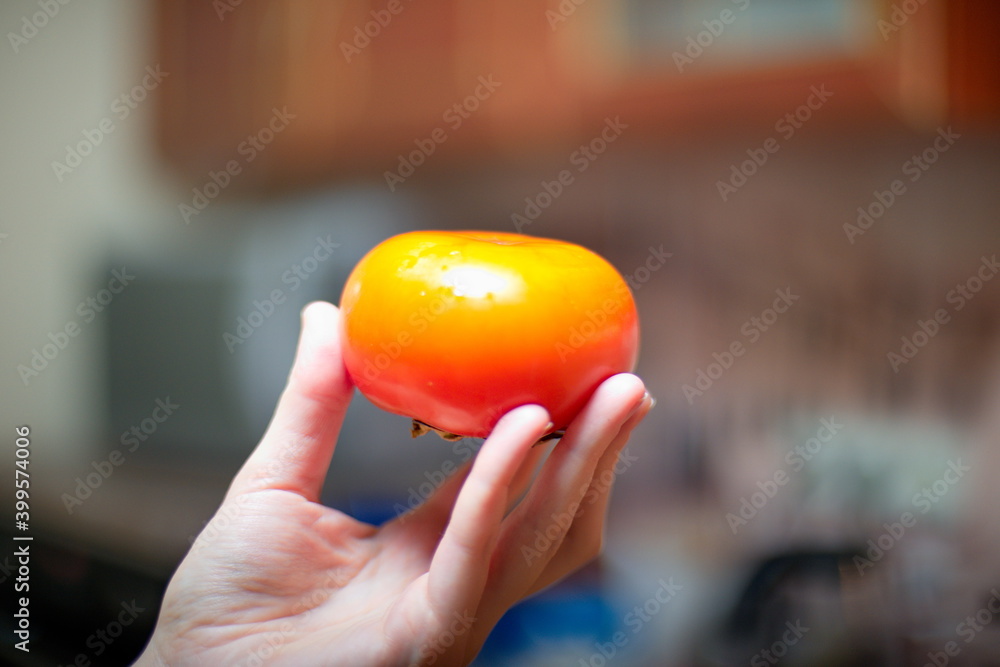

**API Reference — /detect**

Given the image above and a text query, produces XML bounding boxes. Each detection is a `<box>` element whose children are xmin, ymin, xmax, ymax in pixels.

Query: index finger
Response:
<box><xmin>426</xmin><ymin>404</ymin><xmax>552</xmax><ymax>615</ymax></box>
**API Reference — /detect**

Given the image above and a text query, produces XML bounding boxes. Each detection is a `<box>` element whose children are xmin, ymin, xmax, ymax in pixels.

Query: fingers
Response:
<box><xmin>524</xmin><ymin>394</ymin><xmax>653</xmax><ymax>598</ymax></box>
<box><xmin>227</xmin><ymin>302</ymin><xmax>354</xmax><ymax>503</ymax></box>
<box><xmin>504</xmin><ymin>439</ymin><xmax>553</xmax><ymax>514</ymax></box>
<box><xmin>426</xmin><ymin>404</ymin><xmax>551</xmax><ymax>616</ymax></box>
<box><xmin>477</xmin><ymin>374</ymin><xmax>647</xmax><ymax>613</ymax></box>
<box><xmin>390</xmin><ymin>459</ymin><xmax>473</xmax><ymax>530</ymax></box>
<box><xmin>394</xmin><ymin>426</ymin><xmax>551</xmax><ymax>533</ymax></box>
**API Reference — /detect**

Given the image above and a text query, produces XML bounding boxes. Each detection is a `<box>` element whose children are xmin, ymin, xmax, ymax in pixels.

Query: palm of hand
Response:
<box><xmin>155</xmin><ymin>488</ymin><xmax>479</xmax><ymax>666</ymax></box>
<box><xmin>137</xmin><ymin>303</ymin><xmax>650</xmax><ymax>667</ymax></box>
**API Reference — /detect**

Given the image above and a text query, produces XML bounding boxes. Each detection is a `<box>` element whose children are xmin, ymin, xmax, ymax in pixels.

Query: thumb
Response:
<box><xmin>227</xmin><ymin>301</ymin><xmax>354</xmax><ymax>502</ymax></box>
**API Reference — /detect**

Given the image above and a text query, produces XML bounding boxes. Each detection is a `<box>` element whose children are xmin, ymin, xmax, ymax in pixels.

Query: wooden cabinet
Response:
<box><xmin>155</xmin><ymin>0</ymin><xmax>999</xmax><ymax>192</ymax></box>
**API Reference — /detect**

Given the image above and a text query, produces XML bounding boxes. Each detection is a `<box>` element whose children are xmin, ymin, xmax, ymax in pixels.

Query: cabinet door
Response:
<box><xmin>155</xmin><ymin>0</ymin><xmax>998</xmax><ymax>191</ymax></box>
<box><xmin>156</xmin><ymin>0</ymin><xmax>585</xmax><ymax>190</ymax></box>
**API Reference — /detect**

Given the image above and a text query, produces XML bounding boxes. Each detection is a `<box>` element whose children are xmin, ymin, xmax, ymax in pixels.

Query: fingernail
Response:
<box><xmin>632</xmin><ymin>392</ymin><xmax>656</xmax><ymax>417</ymax></box>
<box><xmin>627</xmin><ymin>392</ymin><xmax>647</xmax><ymax>418</ymax></box>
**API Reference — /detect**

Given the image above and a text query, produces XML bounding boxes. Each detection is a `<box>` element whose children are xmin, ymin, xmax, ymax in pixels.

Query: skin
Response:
<box><xmin>135</xmin><ymin>301</ymin><xmax>651</xmax><ymax>666</ymax></box>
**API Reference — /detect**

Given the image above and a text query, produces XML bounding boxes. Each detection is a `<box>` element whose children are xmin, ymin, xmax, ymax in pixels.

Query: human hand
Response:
<box><xmin>135</xmin><ymin>301</ymin><xmax>652</xmax><ymax>666</ymax></box>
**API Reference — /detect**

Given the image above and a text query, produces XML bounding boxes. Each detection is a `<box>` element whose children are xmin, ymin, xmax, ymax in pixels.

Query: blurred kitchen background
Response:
<box><xmin>2</xmin><ymin>0</ymin><xmax>1000</xmax><ymax>664</ymax></box>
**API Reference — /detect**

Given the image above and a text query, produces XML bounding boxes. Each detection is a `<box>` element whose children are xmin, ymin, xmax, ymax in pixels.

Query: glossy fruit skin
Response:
<box><xmin>339</xmin><ymin>231</ymin><xmax>639</xmax><ymax>438</ymax></box>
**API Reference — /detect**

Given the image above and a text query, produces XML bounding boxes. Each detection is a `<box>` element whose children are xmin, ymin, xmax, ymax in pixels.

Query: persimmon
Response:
<box><xmin>339</xmin><ymin>231</ymin><xmax>639</xmax><ymax>439</ymax></box>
